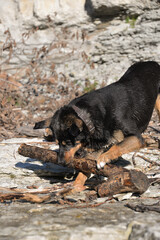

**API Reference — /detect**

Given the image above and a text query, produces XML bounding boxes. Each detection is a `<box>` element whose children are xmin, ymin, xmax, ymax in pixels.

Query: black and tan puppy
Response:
<box><xmin>34</xmin><ymin>61</ymin><xmax>160</xmax><ymax>192</ymax></box>
<box><xmin>46</xmin><ymin>61</ymin><xmax>160</xmax><ymax>167</ymax></box>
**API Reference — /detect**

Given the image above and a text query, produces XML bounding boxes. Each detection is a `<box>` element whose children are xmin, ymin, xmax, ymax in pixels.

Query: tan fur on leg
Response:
<box><xmin>97</xmin><ymin>136</ymin><xmax>145</xmax><ymax>169</ymax></box>
<box><xmin>155</xmin><ymin>94</ymin><xmax>160</xmax><ymax>121</ymax></box>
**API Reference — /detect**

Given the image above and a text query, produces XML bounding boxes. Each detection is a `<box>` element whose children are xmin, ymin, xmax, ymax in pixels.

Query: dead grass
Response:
<box><xmin>0</xmin><ymin>27</ymin><xmax>94</xmax><ymax>140</ymax></box>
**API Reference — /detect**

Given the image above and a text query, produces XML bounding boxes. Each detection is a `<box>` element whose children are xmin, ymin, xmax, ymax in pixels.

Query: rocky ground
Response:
<box><xmin>0</xmin><ymin>112</ymin><xmax>159</xmax><ymax>239</ymax></box>
<box><xmin>1</xmin><ymin>0</ymin><xmax>160</xmax><ymax>140</ymax></box>
<box><xmin>0</xmin><ymin>198</ymin><xmax>160</xmax><ymax>240</ymax></box>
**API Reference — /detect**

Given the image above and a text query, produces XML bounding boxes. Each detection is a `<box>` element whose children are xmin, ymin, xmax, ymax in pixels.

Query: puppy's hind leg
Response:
<box><xmin>155</xmin><ymin>94</ymin><xmax>160</xmax><ymax>122</ymax></box>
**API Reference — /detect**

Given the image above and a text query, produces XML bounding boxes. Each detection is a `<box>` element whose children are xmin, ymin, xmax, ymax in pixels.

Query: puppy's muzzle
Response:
<box><xmin>58</xmin><ymin>143</ymin><xmax>82</xmax><ymax>165</ymax></box>
<box><xmin>58</xmin><ymin>144</ymin><xmax>66</xmax><ymax>165</ymax></box>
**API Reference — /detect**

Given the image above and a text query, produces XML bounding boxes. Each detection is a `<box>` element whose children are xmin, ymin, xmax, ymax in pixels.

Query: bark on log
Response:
<box><xmin>97</xmin><ymin>170</ymin><xmax>149</xmax><ymax>197</ymax></box>
<box><xmin>18</xmin><ymin>143</ymin><xmax>128</xmax><ymax>177</ymax></box>
<box><xmin>18</xmin><ymin>143</ymin><xmax>149</xmax><ymax>196</ymax></box>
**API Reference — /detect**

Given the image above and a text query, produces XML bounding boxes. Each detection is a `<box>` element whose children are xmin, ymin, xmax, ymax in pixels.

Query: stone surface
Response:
<box><xmin>0</xmin><ymin>198</ymin><xmax>160</xmax><ymax>240</ymax></box>
<box><xmin>0</xmin><ymin>137</ymin><xmax>160</xmax><ymax>239</ymax></box>
<box><xmin>85</xmin><ymin>0</ymin><xmax>147</xmax><ymax>18</ymax></box>
<box><xmin>0</xmin><ymin>0</ymin><xmax>160</xmax><ymax>95</ymax></box>
<box><xmin>0</xmin><ymin>0</ymin><xmax>88</xmax><ymax>39</ymax></box>
<box><xmin>0</xmin><ymin>138</ymin><xmax>74</xmax><ymax>189</ymax></box>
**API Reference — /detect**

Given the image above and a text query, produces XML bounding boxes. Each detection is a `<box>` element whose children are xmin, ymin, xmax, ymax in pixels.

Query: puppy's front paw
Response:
<box><xmin>97</xmin><ymin>161</ymin><xmax>106</xmax><ymax>169</ymax></box>
<box><xmin>97</xmin><ymin>154</ymin><xmax>111</xmax><ymax>169</ymax></box>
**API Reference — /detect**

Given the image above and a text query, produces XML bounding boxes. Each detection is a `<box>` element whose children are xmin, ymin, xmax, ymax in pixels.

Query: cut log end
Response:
<box><xmin>97</xmin><ymin>169</ymin><xmax>149</xmax><ymax>197</ymax></box>
<box><xmin>130</xmin><ymin>169</ymin><xmax>149</xmax><ymax>193</ymax></box>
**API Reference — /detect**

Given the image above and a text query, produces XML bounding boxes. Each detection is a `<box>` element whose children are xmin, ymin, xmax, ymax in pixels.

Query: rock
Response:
<box><xmin>0</xmin><ymin>138</ymin><xmax>74</xmax><ymax>188</ymax></box>
<box><xmin>0</xmin><ymin>0</ymin><xmax>160</xmax><ymax>94</ymax></box>
<box><xmin>85</xmin><ymin>0</ymin><xmax>147</xmax><ymax>18</ymax></box>
<box><xmin>142</xmin><ymin>185</ymin><xmax>160</xmax><ymax>198</ymax></box>
<box><xmin>0</xmin><ymin>0</ymin><xmax>88</xmax><ymax>40</ymax></box>
<box><xmin>0</xmin><ymin>137</ymin><xmax>160</xmax><ymax>239</ymax></box>
<box><xmin>0</xmin><ymin>198</ymin><xmax>160</xmax><ymax>239</ymax></box>
<box><xmin>33</xmin><ymin>0</ymin><xmax>88</xmax><ymax>25</ymax></box>
<box><xmin>129</xmin><ymin>222</ymin><xmax>160</xmax><ymax>240</ymax></box>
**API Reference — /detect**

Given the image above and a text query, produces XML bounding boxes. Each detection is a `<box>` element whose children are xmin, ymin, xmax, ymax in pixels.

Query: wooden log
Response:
<box><xmin>97</xmin><ymin>170</ymin><xmax>149</xmax><ymax>197</ymax></box>
<box><xmin>18</xmin><ymin>143</ymin><xmax>128</xmax><ymax>177</ymax></box>
<box><xmin>18</xmin><ymin>143</ymin><xmax>149</xmax><ymax>196</ymax></box>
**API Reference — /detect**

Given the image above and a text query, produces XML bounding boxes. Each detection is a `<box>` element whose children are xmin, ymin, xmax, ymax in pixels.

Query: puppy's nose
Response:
<box><xmin>58</xmin><ymin>147</ymin><xmax>65</xmax><ymax>165</ymax></box>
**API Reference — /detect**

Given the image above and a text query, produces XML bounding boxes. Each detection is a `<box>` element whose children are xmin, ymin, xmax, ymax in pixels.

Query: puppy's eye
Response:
<box><xmin>62</xmin><ymin>141</ymin><xmax>66</xmax><ymax>146</ymax></box>
<box><xmin>65</xmin><ymin>140</ymin><xmax>72</xmax><ymax>146</ymax></box>
<box><xmin>69</xmin><ymin>124</ymin><xmax>80</xmax><ymax>137</ymax></box>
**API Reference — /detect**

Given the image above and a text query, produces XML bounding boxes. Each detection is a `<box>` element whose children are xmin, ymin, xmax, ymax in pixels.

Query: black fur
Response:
<box><xmin>49</xmin><ymin>61</ymin><xmax>160</xmax><ymax>163</ymax></box>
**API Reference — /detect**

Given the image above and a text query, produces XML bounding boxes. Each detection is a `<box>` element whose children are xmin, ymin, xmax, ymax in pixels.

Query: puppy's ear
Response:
<box><xmin>69</xmin><ymin>118</ymin><xmax>83</xmax><ymax>136</ymax></box>
<box><xmin>34</xmin><ymin>117</ymin><xmax>52</xmax><ymax>129</ymax></box>
<box><xmin>75</xmin><ymin>118</ymin><xmax>83</xmax><ymax>132</ymax></box>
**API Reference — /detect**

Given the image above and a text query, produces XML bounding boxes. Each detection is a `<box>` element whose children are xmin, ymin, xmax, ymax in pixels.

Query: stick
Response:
<box><xmin>16</xmin><ymin>126</ymin><xmax>45</xmax><ymax>137</ymax></box>
<box><xmin>18</xmin><ymin>144</ymin><xmax>149</xmax><ymax>197</ymax></box>
<box><xmin>136</xmin><ymin>154</ymin><xmax>160</xmax><ymax>166</ymax></box>
<box><xmin>0</xmin><ymin>192</ymin><xmax>50</xmax><ymax>203</ymax></box>
<box><xmin>18</xmin><ymin>143</ymin><xmax>128</xmax><ymax>177</ymax></box>
<box><xmin>126</xmin><ymin>202</ymin><xmax>160</xmax><ymax>213</ymax></box>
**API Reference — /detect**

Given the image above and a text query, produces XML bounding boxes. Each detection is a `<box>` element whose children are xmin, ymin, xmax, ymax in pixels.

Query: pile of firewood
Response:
<box><xmin>2</xmin><ymin>129</ymin><xmax>160</xmax><ymax>204</ymax></box>
<box><xmin>14</xmin><ymin>143</ymin><xmax>149</xmax><ymax>201</ymax></box>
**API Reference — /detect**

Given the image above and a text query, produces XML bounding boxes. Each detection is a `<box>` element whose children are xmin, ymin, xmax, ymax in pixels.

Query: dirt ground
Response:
<box><xmin>0</xmin><ymin>72</ymin><xmax>84</xmax><ymax>141</ymax></box>
<box><xmin>1</xmin><ymin>71</ymin><xmax>160</xmax><ymax>141</ymax></box>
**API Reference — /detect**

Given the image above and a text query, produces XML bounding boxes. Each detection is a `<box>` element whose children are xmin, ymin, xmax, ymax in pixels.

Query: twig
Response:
<box><xmin>0</xmin><ymin>141</ymin><xmax>55</xmax><ymax>146</ymax></box>
<box><xmin>149</xmin><ymin>178</ymin><xmax>160</xmax><ymax>185</ymax></box>
<box><xmin>0</xmin><ymin>186</ymin><xmax>65</xmax><ymax>203</ymax></box>
<box><xmin>61</xmin><ymin>200</ymin><xmax>109</xmax><ymax>209</ymax></box>
<box><xmin>136</xmin><ymin>154</ymin><xmax>160</xmax><ymax>166</ymax></box>
<box><xmin>125</xmin><ymin>202</ymin><xmax>160</xmax><ymax>213</ymax></box>
<box><xmin>149</xmin><ymin>126</ymin><xmax>160</xmax><ymax>133</ymax></box>
<box><xmin>0</xmin><ymin>78</ymin><xmax>22</xmax><ymax>88</ymax></box>
<box><xmin>132</xmin><ymin>152</ymin><xmax>137</xmax><ymax>167</ymax></box>
<box><xmin>0</xmin><ymin>192</ymin><xmax>50</xmax><ymax>203</ymax></box>
<box><xmin>0</xmin><ymin>186</ymin><xmax>54</xmax><ymax>194</ymax></box>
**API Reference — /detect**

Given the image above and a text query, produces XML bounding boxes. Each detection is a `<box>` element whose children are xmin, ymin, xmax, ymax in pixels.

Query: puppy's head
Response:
<box><xmin>50</xmin><ymin>106</ymin><xmax>85</xmax><ymax>164</ymax></box>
